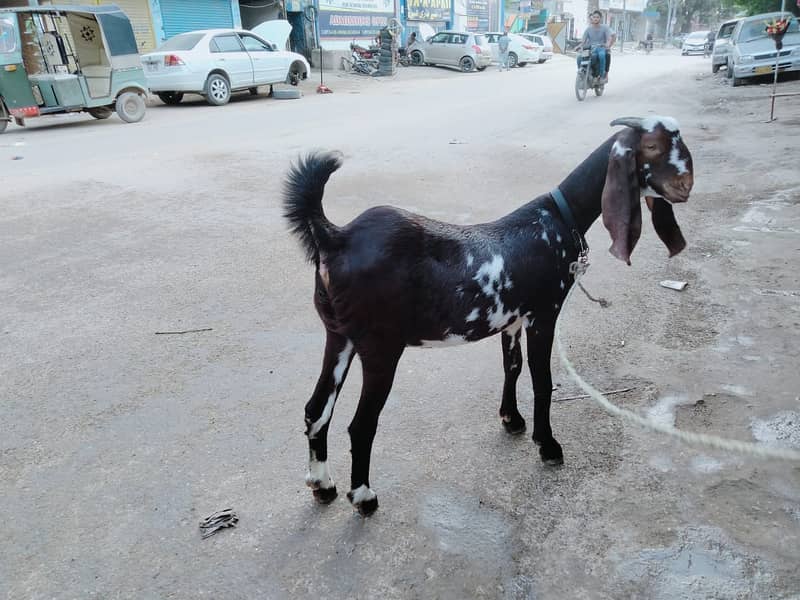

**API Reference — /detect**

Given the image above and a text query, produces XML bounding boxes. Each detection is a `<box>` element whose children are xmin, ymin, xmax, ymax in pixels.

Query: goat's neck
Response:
<box><xmin>557</xmin><ymin>136</ymin><xmax>616</xmax><ymax>235</ymax></box>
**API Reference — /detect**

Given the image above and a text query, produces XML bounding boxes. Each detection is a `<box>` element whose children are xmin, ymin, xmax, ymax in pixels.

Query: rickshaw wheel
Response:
<box><xmin>116</xmin><ymin>92</ymin><xmax>146</xmax><ymax>123</ymax></box>
<box><xmin>88</xmin><ymin>107</ymin><xmax>113</xmax><ymax>120</ymax></box>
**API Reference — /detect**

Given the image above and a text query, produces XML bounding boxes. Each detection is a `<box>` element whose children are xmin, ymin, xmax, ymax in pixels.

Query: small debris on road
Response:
<box><xmin>199</xmin><ymin>508</ymin><xmax>238</xmax><ymax>539</ymax></box>
<box><xmin>154</xmin><ymin>328</ymin><xmax>213</xmax><ymax>335</ymax></box>
<box><xmin>660</xmin><ymin>280</ymin><xmax>688</xmax><ymax>291</ymax></box>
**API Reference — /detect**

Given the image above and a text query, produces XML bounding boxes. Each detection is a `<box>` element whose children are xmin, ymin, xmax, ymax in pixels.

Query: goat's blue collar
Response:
<box><xmin>551</xmin><ymin>187</ymin><xmax>588</xmax><ymax>254</ymax></box>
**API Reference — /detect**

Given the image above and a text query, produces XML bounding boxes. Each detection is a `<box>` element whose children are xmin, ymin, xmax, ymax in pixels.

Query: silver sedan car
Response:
<box><xmin>141</xmin><ymin>29</ymin><xmax>310</xmax><ymax>106</ymax></box>
<box><xmin>409</xmin><ymin>31</ymin><xmax>492</xmax><ymax>72</ymax></box>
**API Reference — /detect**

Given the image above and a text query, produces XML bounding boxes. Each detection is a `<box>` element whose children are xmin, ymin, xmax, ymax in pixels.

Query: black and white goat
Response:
<box><xmin>283</xmin><ymin>116</ymin><xmax>694</xmax><ymax>515</ymax></box>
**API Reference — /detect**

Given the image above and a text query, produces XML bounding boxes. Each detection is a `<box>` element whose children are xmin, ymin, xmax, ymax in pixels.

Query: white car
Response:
<box><xmin>484</xmin><ymin>32</ymin><xmax>542</xmax><ymax>67</ymax></box>
<box><xmin>681</xmin><ymin>30</ymin><xmax>711</xmax><ymax>55</ymax></box>
<box><xmin>520</xmin><ymin>33</ymin><xmax>553</xmax><ymax>62</ymax></box>
<box><xmin>141</xmin><ymin>27</ymin><xmax>310</xmax><ymax>106</ymax></box>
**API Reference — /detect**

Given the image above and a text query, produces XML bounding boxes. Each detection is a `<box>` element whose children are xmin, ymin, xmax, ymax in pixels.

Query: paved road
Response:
<box><xmin>2</xmin><ymin>52</ymin><xmax>799</xmax><ymax>599</ymax></box>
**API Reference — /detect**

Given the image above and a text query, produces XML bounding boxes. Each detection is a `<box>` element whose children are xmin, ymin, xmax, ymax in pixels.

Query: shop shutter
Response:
<box><xmin>159</xmin><ymin>0</ymin><xmax>235</xmax><ymax>39</ymax></box>
<box><xmin>96</xmin><ymin>0</ymin><xmax>156</xmax><ymax>52</ymax></box>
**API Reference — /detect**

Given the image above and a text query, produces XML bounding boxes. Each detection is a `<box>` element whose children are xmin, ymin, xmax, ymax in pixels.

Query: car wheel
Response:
<box><xmin>410</xmin><ymin>50</ymin><xmax>424</xmax><ymax>66</ymax></box>
<box><xmin>711</xmin><ymin>63</ymin><xmax>720</xmax><ymax>74</ymax></box>
<box><xmin>115</xmin><ymin>92</ymin><xmax>146</xmax><ymax>123</ymax></box>
<box><xmin>272</xmin><ymin>88</ymin><xmax>302</xmax><ymax>100</ymax></box>
<box><xmin>538</xmin><ymin>58</ymin><xmax>545</xmax><ymax>63</ymax></box>
<box><xmin>459</xmin><ymin>56</ymin><xmax>475</xmax><ymax>72</ymax></box>
<box><xmin>88</xmin><ymin>106</ymin><xmax>113</xmax><ymax>119</ymax></box>
<box><xmin>287</xmin><ymin>61</ymin><xmax>305</xmax><ymax>86</ymax></box>
<box><xmin>726</xmin><ymin>61</ymin><xmax>733</xmax><ymax>78</ymax></box>
<box><xmin>249</xmin><ymin>87</ymin><xmax>259</xmax><ymax>96</ymax></box>
<box><xmin>205</xmin><ymin>73</ymin><xmax>231</xmax><ymax>106</ymax></box>
<box><xmin>518</xmin><ymin>62</ymin><xmax>527</xmax><ymax>67</ymax></box>
<box><xmin>508</xmin><ymin>52</ymin><xmax>518</xmax><ymax>68</ymax></box>
<box><xmin>157</xmin><ymin>92</ymin><xmax>184</xmax><ymax>105</ymax></box>
<box><xmin>731</xmin><ymin>74</ymin><xmax>742</xmax><ymax>87</ymax></box>
<box><xmin>476</xmin><ymin>66</ymin><xmax>487</xmax><ymax>71</ymax></box>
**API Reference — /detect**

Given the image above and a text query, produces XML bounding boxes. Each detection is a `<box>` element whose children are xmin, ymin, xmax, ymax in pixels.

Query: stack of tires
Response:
<box><xmin>375</xmin><ymin>28</ymin><xmax>396</xmax><ymax>77</ymax></box>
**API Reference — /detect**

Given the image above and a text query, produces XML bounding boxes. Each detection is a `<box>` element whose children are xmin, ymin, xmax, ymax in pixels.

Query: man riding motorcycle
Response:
<box><xmin>577</xmin><ymin>10</ymin><xmax>616</xmax><ymax>83</ymax></box>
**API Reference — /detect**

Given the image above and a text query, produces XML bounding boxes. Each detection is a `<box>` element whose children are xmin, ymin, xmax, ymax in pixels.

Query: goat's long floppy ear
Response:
<box><xmin>646</xmin><ymin>196</ymin><xmax>687</xmax><ymax>257</ymax></box>
<box><xmin>602</xmin><ymin>129</ymin><xmax>642</xmax><ymax>265</ymax></box>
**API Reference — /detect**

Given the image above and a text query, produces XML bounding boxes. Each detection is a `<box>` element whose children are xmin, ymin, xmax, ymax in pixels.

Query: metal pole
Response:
<box><xmin>769</xmin><ymin>0</ymin><xmax>787</xmax><ymax>121</ymax></box>
<box><xmin>619</xmin><ymin>0</ymin><xmax>627</xmax><ymax>52</ymax></box>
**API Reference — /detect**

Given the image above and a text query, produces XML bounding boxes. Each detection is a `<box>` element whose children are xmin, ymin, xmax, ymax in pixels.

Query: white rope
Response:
<box><xmin>555</xmin><ymin>278</ymin><xmax>800</xmax><ymax>462</ymax></box>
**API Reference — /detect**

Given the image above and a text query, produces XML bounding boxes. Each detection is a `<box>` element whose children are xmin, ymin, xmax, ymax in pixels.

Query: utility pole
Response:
<box><xmin>618</xmin><ymin>0</ymin><xmax>627</xmax><ymax>52</ymax></box>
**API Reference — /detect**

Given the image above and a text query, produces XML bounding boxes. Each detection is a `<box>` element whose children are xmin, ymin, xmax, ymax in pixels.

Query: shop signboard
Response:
<box><xmin>408</xmin><ymin>0</ymin><xmax>453</xmax><ymax>22</ymax></box>
<box><xmin>318</xmin><ymin>0</ymin><xmax>395</xmax><ymax>37</ymax></box>
<box><xmin>467</xmin><ymin>0</ymin><xmax>491</xmax><ymax>30</ymax></box>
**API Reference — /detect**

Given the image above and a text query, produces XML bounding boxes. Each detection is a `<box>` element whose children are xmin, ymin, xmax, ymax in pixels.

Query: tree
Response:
<box><xmin>733</xmin><ymin>0</ymin><xmax>800</xmax><ymax>15</ymax></box>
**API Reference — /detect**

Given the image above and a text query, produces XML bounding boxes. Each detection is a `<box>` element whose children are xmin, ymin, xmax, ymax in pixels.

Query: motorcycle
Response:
<box><xmin>575</xmin><ymin>46</ymin><xmax>608</xmax><ymax>101</ymax></box>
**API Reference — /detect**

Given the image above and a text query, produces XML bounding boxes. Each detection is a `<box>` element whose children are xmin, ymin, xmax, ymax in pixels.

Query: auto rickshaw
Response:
<box><xmin>0</xmin><ymin>4</ymin><xmax>148</xmax><ymax>133</ymax></box>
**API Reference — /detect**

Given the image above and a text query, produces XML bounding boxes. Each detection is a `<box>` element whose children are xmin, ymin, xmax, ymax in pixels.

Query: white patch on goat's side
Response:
<box><xmin>308</xmin><ymin>340</ymin><xmax>354</xmax><ymax>438</ymax></box>
<box><xmin>669</xmin><ymin>138</ymin><xmax>689</xmax><ymax>175</ymax></box>
<box><xmin>466</xmin><ymin>254</ymin><xmax>474</xmax><ymax>267</ymax></box>
<box><xmin>419</xmin><ymin>334</ymin><xmax>469</xmax><ymax>348</ymax></box>
<box><xmin>349</xmin><ymin>484</ymin><xmax>377</xmax><ymax>505</ymax></box>
<box><xmin>542</xmin><ymin>231</ymin><xmax>550</xmax><ymax>246</ymax></box>
<box><xmin>561</xmin><ymin>249</ymin><xmax>566</xmax><ymax>259</ymax></box>
<box><xmin>560</xmin><ymin>280</ymin><xmax>565</xmax><ymax>290</ymax></box>
<box><xmin>612</xmin><ymin>140</ymin><xmax>630</xmax><ymax>156</ymax></box>
<box><xmin>474</xmin><ymin>255</ymin><xmax>520</xmax><ymax>332</ymax></box>
<box><xmin>556</xmin><ymin>233</ymin><xmax>562</xmax><ymax>243</ymax></box>
<box><xmin>641</xmin><ymin>116</ymin><xmax>680</xmax><ymax>132</ymax></box>
<box><xmin>465</xmin><ymin>308</ymin><xmax>480</xmax><ymax>322</ymax></box>
<box><xmin>306</xmin><ymin>452</ymin><xmax>335</xmax><ymax>489</ymax></box>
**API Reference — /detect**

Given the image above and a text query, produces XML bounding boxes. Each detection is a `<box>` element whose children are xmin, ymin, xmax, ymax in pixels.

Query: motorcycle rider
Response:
<box><xmin>577</xmin><ymin>10</ymin><xmax>616</xmax><ymax>83</ymax></box>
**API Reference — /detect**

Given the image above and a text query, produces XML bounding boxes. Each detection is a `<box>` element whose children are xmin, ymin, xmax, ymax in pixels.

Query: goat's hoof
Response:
<box><xmin>534</xmin><ymin>437</ymin><xmax>564</xmax><ymax>465</ymax></box>
<box><xmin>347</xmin><ymin>485</ymin><xmax>379</xmax><ymax>516</ymax></box>
<box><xmin>501</xmin><ymin>414</ymin><xmax>526</xmax><ymax>435</ymax></box>
<box><xmin>312</xmin><ymin>485</ymin><xmax>338</xmax><ymax>504</ymax></box>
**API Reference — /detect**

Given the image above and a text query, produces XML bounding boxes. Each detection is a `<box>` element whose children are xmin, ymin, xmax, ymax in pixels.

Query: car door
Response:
<box><xmin>426</xmin><ymin>32</ymin><xmax>449</xmax><ymax>62</ymax></box>
<box><xmin>485</xmin><ymin>33</ymin><xmax>499</xmax><ymax>61</ymax></box>
<box><xmin>238</xmin><ymin>33</ymin><xmax>283</xmax><ymax>84</ymax></box>
<box><xmin>209</xmin><ymin>33</ymin><xmax>253</xmax><ymax>89</ymax></box>
<box><xmin>445</xmin><ymin>33</ymin><xmax>467</xmax><ymax>66</ymax></box>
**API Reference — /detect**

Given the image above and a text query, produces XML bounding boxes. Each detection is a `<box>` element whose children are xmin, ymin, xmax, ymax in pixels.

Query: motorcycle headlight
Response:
<box><xmin>739</xmin><ymin>55</ymin><xmax>754</xmax><ymax>64</ymax></box>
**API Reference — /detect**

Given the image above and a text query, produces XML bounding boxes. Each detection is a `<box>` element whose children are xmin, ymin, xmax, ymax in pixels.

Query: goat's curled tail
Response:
<box><xmin>283</xmin><ymin>151</ymin><xmax>343</xmax><ymax>264</ymax></box>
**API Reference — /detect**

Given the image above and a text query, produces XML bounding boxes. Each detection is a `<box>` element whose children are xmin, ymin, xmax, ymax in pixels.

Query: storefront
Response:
<box><xmin>405</xmin><ymin>0</ymin><xmax>451</xmax><ymax>33</ymax></box>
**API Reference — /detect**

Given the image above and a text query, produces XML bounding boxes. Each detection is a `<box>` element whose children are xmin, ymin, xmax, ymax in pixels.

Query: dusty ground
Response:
<box><xmin>1</xmin><ymin>51</ymin><xmax>799</xmax><ymax>599</ymax></box>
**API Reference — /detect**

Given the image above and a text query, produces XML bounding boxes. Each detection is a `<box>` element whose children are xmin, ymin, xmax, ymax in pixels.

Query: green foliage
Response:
<box><xmin>732</xmin><ymin>0</ymin><xmax>799</xmax><ymax>16</ymax></box>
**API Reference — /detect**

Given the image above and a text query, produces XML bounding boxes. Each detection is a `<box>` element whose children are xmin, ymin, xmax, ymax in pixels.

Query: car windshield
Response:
<box><xmin>741</xmin><ymin>17</ymin><xmax>798</xmax><ymax>42</ymax></box>
<box><xmin>686</xmin><ymin>32</ymin><xmax>708</xmax><ymax>40</ymax></box>
<box><xmin>156</xmin><ymin>32</ymin><xmax>205</xmax><ymax>51</ymax></box>
<box><xmin>0</xmin><ymin>15</ymin><xmax>17</xmax><ymax>54</ymax></box>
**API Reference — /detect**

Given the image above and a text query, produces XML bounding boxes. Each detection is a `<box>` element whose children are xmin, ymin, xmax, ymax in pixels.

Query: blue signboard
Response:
<box><xmin>318</xmin><ymin>11</ymin><xmax>394</xmax><ymax>37</ymax></box>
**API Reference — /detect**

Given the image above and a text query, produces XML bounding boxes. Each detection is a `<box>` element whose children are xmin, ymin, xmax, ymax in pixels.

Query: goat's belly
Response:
<box><xmin>416</xmin><ymin>334</ymin><xmax>472</xmax><ymax>349</ymax></box>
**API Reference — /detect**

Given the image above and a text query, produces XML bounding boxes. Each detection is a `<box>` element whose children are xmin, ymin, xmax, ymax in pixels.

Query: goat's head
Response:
<box><xmin>601</xmin><ymin>116</ymin><xmax>694</xmax><ymax>265</ymax></box>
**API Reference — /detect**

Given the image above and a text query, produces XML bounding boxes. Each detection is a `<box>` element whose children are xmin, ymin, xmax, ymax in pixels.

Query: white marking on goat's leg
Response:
<box><xmin>308</xmin><ymin>340</ymin><xmax>354</xmax><ymax>439</ymax></box>
<box><xmin>306</xmin><ymin>450</ymin><xmax>335</xmax><ymax>490</ymax></box>
<box><xmin>466</xmin><ymin>308</ymin><xmax>480</xmax><ymax>322</ymax></box>
<box><xmin>348</xmin><ymin>484</ymin><xmax>377</xmax><ymax>506</ymax></box>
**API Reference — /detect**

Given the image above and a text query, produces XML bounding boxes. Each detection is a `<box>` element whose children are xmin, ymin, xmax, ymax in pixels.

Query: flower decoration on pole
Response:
<box><xmin>765</xmin><ymin>17</ymin><xmax>790</xmax><ymax>50</ymax></box>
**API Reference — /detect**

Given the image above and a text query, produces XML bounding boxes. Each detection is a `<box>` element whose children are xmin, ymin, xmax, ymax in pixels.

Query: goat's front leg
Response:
<box><xmin>346</xmin><ymin>345</ymin><xmax>403</xmax><ymax>516</ymax></box>
<box><xmin>304</xmin><ymin>331</ymin><xmax>355</xmax><ymax>504</ymax></box>
<box><xmin>526</xmin><ymin>319</ymin><xmax>564</xmax><ymax>465</ymax></box>
<box><xmin>499</xmin><ymin>330</ymin><xmax>526</xmax><ymax>434</ymax></box>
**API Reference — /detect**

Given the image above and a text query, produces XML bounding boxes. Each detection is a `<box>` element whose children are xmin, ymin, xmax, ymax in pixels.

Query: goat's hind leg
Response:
<box><xmin>526</xmin><ymin>320</ymin><xmax>564</xmax><ymax>465</ymax></box>
<box><xmin>304</xmin><ymin>330</ymin><xmax>355</xmax><ymax>504</ymax></box>
<box><xmin>499</xmin><ymin>330</ymin><xmax>526</xmax><ymax>434</ymax></box>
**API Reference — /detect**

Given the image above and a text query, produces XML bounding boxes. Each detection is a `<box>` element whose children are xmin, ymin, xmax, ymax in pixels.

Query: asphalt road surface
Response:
<box><xmin>2</xmin><ymin>50</ymin><xmax>799</xmax><ymax>599</ymax></box>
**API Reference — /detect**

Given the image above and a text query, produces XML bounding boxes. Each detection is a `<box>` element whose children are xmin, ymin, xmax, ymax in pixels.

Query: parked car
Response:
<box><xmin>726</xmin><ymin>12</ymin><xmax>800</xmax><ymax>86</ymax></box>
<box><xmin>520</xmin><ymin>32</ymin><xmax>553</xmax><ymax>62</ymax></box>
<box><xmin>141</xmin><ymin>28</ymin><xmax>310</xmax><ymax>106</ymax></box>
<box><xmin>409</xmin><ymin>30</ymin><xmax>492</xmax><ymax>72</ymax></box>
<box><xmin>484</xmin><ymin>32</ymin><xmax>541</xmax><ymax>67</ymax></box>
<box><xmin>681</xmin><ymin>30</ymin><xmax>711</xmax><ymax>55</ymax></box>
<box><xmin>711</xmin><ymin>18</ymin><xmax>741</xmax><ymax>73</ymax></box>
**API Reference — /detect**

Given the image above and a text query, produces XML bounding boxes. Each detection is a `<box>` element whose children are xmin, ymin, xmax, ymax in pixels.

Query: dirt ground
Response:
<box><xmin>1</xmin><ymin>52</ymin><xmax>799</xmax><ymax>599</ymax></box>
